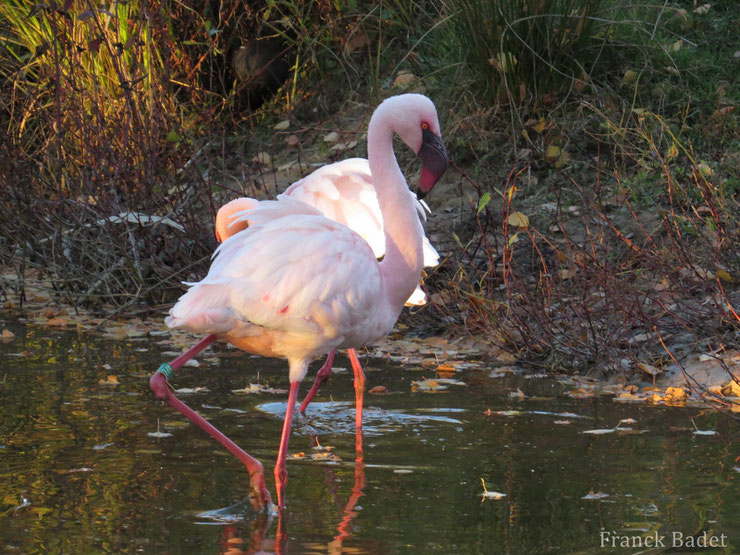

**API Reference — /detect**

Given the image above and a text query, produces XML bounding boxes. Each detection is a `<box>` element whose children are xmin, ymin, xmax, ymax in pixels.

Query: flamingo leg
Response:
<box><xmin>298</xmin><ymin>350</ymin><xmax>336</xmax><ymax>413</ymax></box>
<box><xmin>347</xmin><ymin>348</ymin><xmax>365</xmax><ymax>429</ymax></box>
<box><xmin>275</xmin><ymin>381</ymin><xmax>301</xmax><ymax>508</ymax></box>
<box><xmin>149</xmin><ymin>334</ymin><xmax>273</xmax><ymax>513</ymax></box>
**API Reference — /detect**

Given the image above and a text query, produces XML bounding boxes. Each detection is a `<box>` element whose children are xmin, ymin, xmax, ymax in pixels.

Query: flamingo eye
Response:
<box><xmin>421</xmin><ymin>122</ymin><xmax>429</xmax><ymax>131</ymax></box>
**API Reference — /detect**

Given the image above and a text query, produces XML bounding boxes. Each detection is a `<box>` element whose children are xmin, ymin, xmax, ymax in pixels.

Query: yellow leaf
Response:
<box><xmin>273</xmin><ymin>119</ymin><xmax>290</xmax><ymax>131</ymax></box>
<box><xmin>622</xmin><ymin>69</ymin><xmax>638</xmax><ymax>84</ymax></box>
<box><xmin>721</xmin><ymin>380</ymin><xmax>740</xmax><ymax>397</ymax></box>
<box><xmin>553</xmin><ymin>149</ymin><xmax>570</xmax><ymax>168</ymax></box>
<box><xmin>507</xmin><ymin>232</ymin><xmax>519</xmax><ymax>248</ymax></box>
<box><xmin>717</xmin><ymin>269</ymin><xmax>732</xmax><ymax>282</ymax></box>
<box><xmin>508</xmin><ymin>211</ymin><xmax>529</xmax><ymax>228</ymax></box>
<box><xmin>99</xmin><ymin>375</ymin><xmax>119</xmax><ymax>385</ymax></box>
<box><xmin>545</xmin><ymin>145</ymin><xmax>561</xmax><ymax>163</ymax></box>
<box><xmin>664</xmin><ymin>386</ymin><xmax>687</xmax><ymax>401</ymax></box>
<box><xmin>666</xmin><ymin>143</ymin><xmax>679</xmax><ymax>160</ymax></box>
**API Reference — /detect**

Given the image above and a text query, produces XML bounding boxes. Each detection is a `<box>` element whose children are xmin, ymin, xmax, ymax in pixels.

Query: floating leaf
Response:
<box><xmin>174</xmin><ymin>387</ymin><xmax>209</xmax><ymax>394</ymax></box>
<box><xmin>581</xmin><ymin>428</ymin><xmax>616</xmax><ymax>435</ymax></box>
<box><xmin>508</xmin><ymin>388</ymin><xmax>526</xmax><ymax>400</ymax></box>
<box><xmin>480</xmin><ymin>478</ymin><xmax>506</xmax><ymax>501</ymax></box>
<box><xmin>369</xmin><ymin>385</ymin><xmax>387</xmax><ymax>394</ymax></box>
<box><xmin>1</xmin><ymin>329</ymin><xmax>15</xmax><ymax>342</ymax></box>
<box><xmin>98</xmin><ymin>375</ymin><xmax>119</xmax><ymax>385</ymax></box>
<box><xmin>232</xmin><ymin>383</ymin><xmax>287</xmax><ymax>395</ymax></box>
<box><xmin>147</xmin><ymin>431</ymin><xmax>173</xmax><ymax>438</ymax></box>
<box><xmin>583</xmin><ymin>491</ymin><xmax>610</xmax><ymax>500</ymax></box>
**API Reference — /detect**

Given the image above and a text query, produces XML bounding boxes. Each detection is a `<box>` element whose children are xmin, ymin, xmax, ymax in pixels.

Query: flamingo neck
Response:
<box><xmin>367</xmin><ymin>109</ymin><xmax>424</xmax><ymax>314</ymax></box>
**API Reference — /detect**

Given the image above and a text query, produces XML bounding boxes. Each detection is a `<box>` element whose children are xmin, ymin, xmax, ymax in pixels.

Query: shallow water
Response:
<box><xmin>0</xmin><ymin>324</ymin><xmax>737</xmax><ymax>553</ymax></box>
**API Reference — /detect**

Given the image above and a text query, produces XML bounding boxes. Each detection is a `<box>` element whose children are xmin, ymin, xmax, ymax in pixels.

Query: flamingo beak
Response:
<box><xmin>417</xmin><ymin>129</ymin><xmax>448</xmax><ymax>198</ymax></box>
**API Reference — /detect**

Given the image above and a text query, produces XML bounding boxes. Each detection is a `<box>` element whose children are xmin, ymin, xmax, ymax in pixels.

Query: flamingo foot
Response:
<box><xmin>299</xmin><ymin>350</ymin><xmax>336</xmax><ymax>413</ymax></box>
<box><xmin>149</xmin><ymin>334</ymin><xmax>274</xmax><ymax>514</ymax></box>
<box><xmin>275</xmin><ymin>381</ymin><xmax>301</xmax><ymax>508</ymax></box>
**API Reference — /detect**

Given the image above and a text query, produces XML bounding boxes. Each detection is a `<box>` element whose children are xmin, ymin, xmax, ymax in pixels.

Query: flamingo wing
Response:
<box><xmin>166</xmin><ymin>195</ymin><xmax>382</xmax><ymax>349</ymax></box>
<box><xmin>284</xmin><ymin>159</ymin><xmax>387</xmax><ymax>258</ymax></box>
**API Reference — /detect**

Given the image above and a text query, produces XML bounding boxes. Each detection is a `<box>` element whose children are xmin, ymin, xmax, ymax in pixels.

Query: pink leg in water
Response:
<box><xmin>149</xmin><ymin>334</ymin><xmax>273</xmax><ymax>513</ymax></box>
<box><xmin>298</xmin><ymin>350</ymin><xmax>336</xmax><ymax>413</ymax></box>
<box><xmin>347</xmin><ymin>349</ymin><xmax>365</xmax><ymax>429</ymax></box>
<box><xmin>274</xmin><ymin>381</ymin><xmax>301</xmax><ymax>508</ymax></box>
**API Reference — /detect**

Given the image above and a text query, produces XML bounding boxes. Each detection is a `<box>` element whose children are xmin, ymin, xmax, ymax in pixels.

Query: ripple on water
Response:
<box><xmin>256</xmin><ymin>401</ymin><xmax>464</xmax><ymax>437</ymax></box>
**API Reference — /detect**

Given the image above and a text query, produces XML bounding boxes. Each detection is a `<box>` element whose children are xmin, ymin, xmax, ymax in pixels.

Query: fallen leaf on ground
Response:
<box><xmin>567</xmin><ymin>388</ymin><xmax>594</xmax><ymax>399</ymax></box>
<box><xmin>273</xmin><ymin>119</ymin><xmax>290</xmax><ymax>130</ymax></box>
<box><xmin>252</xmin><ymin>152</ymin><xmax>271</xmax><ymax>165</ymax></box>
<box><xmin>664</xmin><ymin>386</ymin><xmax>688</xmax><ymax>402</ymax></box>
<box><xmin>507</xmin><ymin>211</ymin><xmax>529</xmax><ymax>228</ymax></box>
<box><xmin>46</xmin><ymin>317</ymin><xmax>68</xmax><ymax>327</ymax></box>
<box><xmin>721</xmin><ymin>380</ymin><xmax>740</xmax><ymax>397</ymax></box>
<box><xmin>98</xmin><ymin>375</ymin><xmax>119</xmax><ymax>385</ymax></box>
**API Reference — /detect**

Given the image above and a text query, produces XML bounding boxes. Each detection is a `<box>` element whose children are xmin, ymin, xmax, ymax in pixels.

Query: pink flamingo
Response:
<box><xmin>150</xmin><ymin>94</ymin><xmax>448</xmax><ymax>511</ymax></box>
<box><xmin>214</xmin><ymin>162</ymin><xmax>440</xmax><ymax>414</ymax></box>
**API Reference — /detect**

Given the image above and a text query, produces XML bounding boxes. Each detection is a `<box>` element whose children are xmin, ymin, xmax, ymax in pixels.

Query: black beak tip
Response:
<box><xmin>417</xmin><ymin>129</ymin><xmax>449</xmax><ymax>198</ymax></box>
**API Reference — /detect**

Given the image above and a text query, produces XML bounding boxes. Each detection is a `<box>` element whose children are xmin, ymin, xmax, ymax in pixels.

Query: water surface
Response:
<box><xmin>0</xmin><ymin>324</ymin><xmax>737</xmax><ymax>553</ymax></box>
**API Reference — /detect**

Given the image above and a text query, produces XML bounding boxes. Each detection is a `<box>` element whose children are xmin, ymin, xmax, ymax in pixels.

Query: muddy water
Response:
<box><xmin>0</xmin><ymin>324</ymin><xmax>737</xmax><ymax>553</ymax></box>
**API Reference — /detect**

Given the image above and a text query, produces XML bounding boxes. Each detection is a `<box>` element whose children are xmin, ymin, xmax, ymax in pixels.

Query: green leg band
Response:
<box><xmin>156</xmin><ymin>362</ymin><xmax>175</xmax><ymax>381</ymax></box>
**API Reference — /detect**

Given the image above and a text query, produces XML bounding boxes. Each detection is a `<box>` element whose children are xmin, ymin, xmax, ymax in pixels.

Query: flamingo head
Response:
<box><xmin>380</xmin><ymin>94</ymin><xmax>449</xmax><ymax>199</ymax></box>
<box><xmin>215</xmin><ymin>197</ymin><xmax>260</xmax><ymax>243</ymax></box>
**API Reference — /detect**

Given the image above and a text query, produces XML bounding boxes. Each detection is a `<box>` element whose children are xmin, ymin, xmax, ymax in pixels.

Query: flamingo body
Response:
<box><xmin>168</xmin><ymin>196</ymin><xmax>386</xmax><ymax>382</ymax></box>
